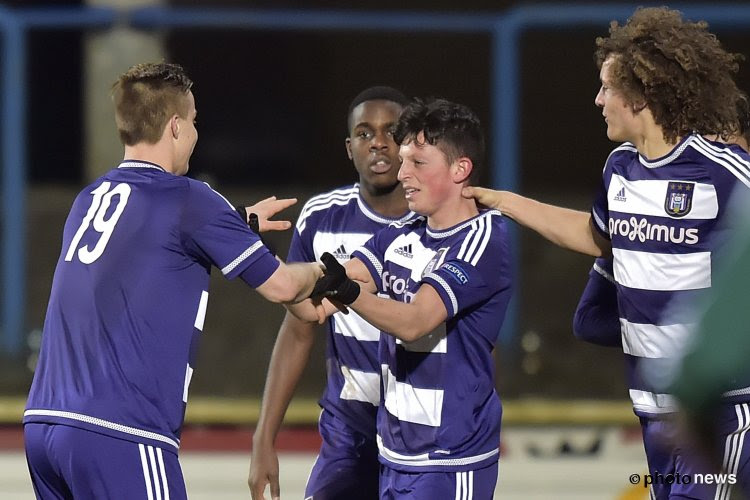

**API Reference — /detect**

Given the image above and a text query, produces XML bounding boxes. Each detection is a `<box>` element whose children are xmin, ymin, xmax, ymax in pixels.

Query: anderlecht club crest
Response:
<box><xmin>664</xmin><ymin>181</ymin><xmax>694</xmax><ymax>218</ymax></box>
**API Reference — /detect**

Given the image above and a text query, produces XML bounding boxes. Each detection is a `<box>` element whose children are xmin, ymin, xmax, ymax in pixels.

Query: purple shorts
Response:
<box><xmin>304</xmin><ymin>409</ymin><xmax>379</xmax><ymax>500</ymax></box>
<box><xmin>640</xmin><ymin>402</ymin><xmax>750</xmax><ymax>499</ymax></box>
<box><xmin>379</xmin><ymin>462</ymin><xmax>498</xmax><ymax>500</ymax></box>
<box><xmin>25</xmin><ymin>422</ymin><xmax>186</xmax><ymax>500</ymax></box>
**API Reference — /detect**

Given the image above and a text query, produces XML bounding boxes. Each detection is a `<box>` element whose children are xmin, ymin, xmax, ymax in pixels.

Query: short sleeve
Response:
<box><xmin>181</xmin><ymin>180</ymin><xmax>277</xmax><ymax>281</ymax></box>
<box><xmin>287</xmin><ymin>227</ymin><xmax>315</xmax><ymax>264</ymax></box>
<box><xmin>591</xmin><ymin>172</ymin><xmax>612</xmax><ymax>240</ymax></box>
<box><xmin>422</xmin><ymin>217</ymin><xmax>511</xmax><ymax>319</ymax></box>
<box><xmin>351</xmin><ymin>225</ymin><xmax>394</xmax><ymax>294</ymax></box>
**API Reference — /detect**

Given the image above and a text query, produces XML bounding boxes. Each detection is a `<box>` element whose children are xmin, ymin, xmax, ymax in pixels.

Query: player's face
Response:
<box><xmin>397</xmin><ymin>132</ymin><xmax>455</xmax><ymax>216</ymax></box>
<box><xmin>346</xmin><ymin>100</ymin><xmax>403</xmax><ymax>194</ymax></box>
<box><xmin>175</xmin><ymin>91</ymin><xmax>198</xmax><ymax>176</ymax></box>
<box><xmin>595</xmin><ymin>57</ymin><xmax>639</xmax><ymax>143</ymax></box>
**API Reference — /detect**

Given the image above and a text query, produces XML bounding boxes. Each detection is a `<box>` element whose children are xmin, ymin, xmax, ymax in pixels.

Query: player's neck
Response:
<box><xmin>427</xmin><ymin>194</ymin><xmax>479</xmax><ymax>230</ymax></box>
<box><xmin>630</xmin><ymin>114</ymin><xmax>679</xmax><ymax>160</ymax></box>
<box><xmin>632</xmin><ymin>130</ymin><xmax>680</xmax><ymax>160</ymax></box>
<box><xmin>123</xmin><ymin>143</ymin><xmax>177</xmax><ymax>175</ymax></box>
<box><xmin>359</xmin><ymin>183</ymin><xmax>410</xmax><ymax>218</ymax></box>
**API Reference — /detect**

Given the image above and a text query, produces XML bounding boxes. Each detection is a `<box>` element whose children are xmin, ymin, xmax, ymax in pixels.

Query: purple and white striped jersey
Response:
<box><xmin>24</xmin><ymin>161</ymin><xmax>279</xmax><ymax>452</ymax></box>
<box><xmin>353</xmin><ymin>210</ymin><xmax>512</xmax><ymax>473</ymax></box>
<box><xmin>591</xmin><ymin>135</ymin><xmax>750</xmax><ymax>417</ymax></box>
<box><xmin>289</xmin><ymin>184</ymin><xmax>414</xmax><ymax>437</ymax></box>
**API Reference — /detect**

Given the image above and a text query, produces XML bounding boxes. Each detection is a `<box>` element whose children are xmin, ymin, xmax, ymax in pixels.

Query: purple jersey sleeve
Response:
<box><xmin>422</xmin><ymin>219</ymin><xmax>511</xmax><ymax>319</ymax></box>
<box><xmin>590</xmin><ymin>146</ymin><xmax>635</xmax><ymax>239</ymax></box>
<box><xmin>591</xmin><ymin>176</ymin><xmax>611</xmax><ymax>239</ymax></box>
<box><xmin>287</xmin><ymin>227</ymin><xmax>315</xmax><ymax>264</ymax></box>
<box><xmin>706</xmin><ymin>144</ymin><xmax>750</xmax><ymax>219</ymax></box>
<box><xmin>181</xmin><ymin>180</ymin><xmax>279</xmax><ymax>282</ymax></box>
<box><xmin>572</xmin><ymin>258</ymin><xmax>621</xmax><ymax>347</ymax></box>
<box><xmin>352</xmin><ymin>225</ymin><xmax>390</xmax><ymax>294</ymax></box>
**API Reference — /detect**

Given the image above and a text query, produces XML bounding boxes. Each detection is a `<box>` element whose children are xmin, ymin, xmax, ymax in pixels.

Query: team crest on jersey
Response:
<box><xmin>421</xmin><ymin>247</ymin><xmax>449</xmax><ymax>278</ymax></box>
<box><xmin>664</xmin><ymin>182</ymin><xmax>694</xmax><ymax>218</ymax></box>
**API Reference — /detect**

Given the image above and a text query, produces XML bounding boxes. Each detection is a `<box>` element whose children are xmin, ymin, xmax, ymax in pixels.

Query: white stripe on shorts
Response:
<box><xmin>156</xmin><ymin>448</ymin><xmax>170</xmax><ymax>500</ymax></box>
<box><xmin>139</xmin><ymin>444</ymin><xmax>154</xmax><ymax>500</ymax></box>
<box><xmin>454</xmin><ymin>470</ymin><xmax>474</xmax><ymax>500</ymax></box>
<box><xmin>139</xmin><ymin>444</ymin><xmax>171</xmax><ymax>500</ymax></box>
<box><xmin>148</xmin><ymin>446</ymin><xmax>162</xmax><ymax>500</ymax></box>
<box><xmin>716</xmin><ymin>403</ymin><xmax>749</xmax><ymax>500</ymax></box>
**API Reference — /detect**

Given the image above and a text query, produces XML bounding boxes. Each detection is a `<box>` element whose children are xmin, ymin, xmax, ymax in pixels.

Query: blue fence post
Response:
<box><xmin>493</xmin><ymin>15</ymin><xmax>521</xmax><ymax>345</ymax></box>
<box><xmin>0</xmin><ymin>8</ymin><xmax>27</xmax><ymax>357</ymax></box>
<box><xmin>0</xmin><ymin>6</ymin><xmax>116</xmax><ymax>358</ymax></box>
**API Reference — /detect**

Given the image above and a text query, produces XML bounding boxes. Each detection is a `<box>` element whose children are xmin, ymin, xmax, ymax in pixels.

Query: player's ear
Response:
<box><xmin>345</xmin><ymin>137</ymin><xmax>353</xmax><ymax>161</ymax></box>
<box><xmin>453</xmin><ymin>157</ymin><xmax>473</xmax><ymax>184</ymax></box>
<box><xmin>170</xmin><ymin>115</ymin><xmax>180</xmax><ymax>139</ymax></box>
<box><xmin>631</xmin><ymin>99</ymin><xmax>647</xmax><ymax>113</ymax></box>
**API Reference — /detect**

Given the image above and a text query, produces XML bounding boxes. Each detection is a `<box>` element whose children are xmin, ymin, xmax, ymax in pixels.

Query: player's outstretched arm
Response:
<box><xmin>238</xmin><ymin>196</ymin><xmax>297</xmax><ymax>232</ymax></box>
<box><xmin>249</xmin><ymin>311</ymin><xmax>317</xmax><ymax>500</ymax></box>
<box><xmin>256</xmin><ymin>262</ymin><xmax>323</xmax><ymax>304</ymax></box>
<box><xmin>286</xmin><ymin>257</ymin><xmax>376</xmax><ymax>324</ymax></box>
<box><xmin>462</xmin><ymin>186</ymin><xmax>610</xmax><ymax>257</ymax></box>
<box><xmin>349</xmin><ymin>284</ymin><xmax>448</xmax><ymax>342</ymax></box>
<box><xmin>313</xmin><ymin>254</ymin><xmax>447</xmax><ymax>342</ymax></box>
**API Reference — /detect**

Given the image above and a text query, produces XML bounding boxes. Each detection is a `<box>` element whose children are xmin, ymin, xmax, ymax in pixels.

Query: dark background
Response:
<box><xmin>8</xmin><ymin>0</ymin><xmax>750</xmax><ymax>401</ymax></box>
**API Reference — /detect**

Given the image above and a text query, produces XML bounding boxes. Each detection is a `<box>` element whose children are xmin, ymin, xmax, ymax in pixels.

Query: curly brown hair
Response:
<box><xmin>112</xmin><ymin>62</ymin><xmax>194</xmax><ymax>146</ymax></box>
<box><xmin>595</xmin><ymin>7</ymin><xmax>744</xmax><ymax>143</ymax></box>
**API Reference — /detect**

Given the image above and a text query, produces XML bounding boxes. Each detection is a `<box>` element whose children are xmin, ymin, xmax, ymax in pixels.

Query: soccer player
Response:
<box><xmin>248</xmin><ymin>86</ymin><xmax>412</xmax><ymax>500</ymax></box>
<box><xmin>294</xmin><ymin>98</ymin><xmax>513</xmax><ymax>499</ymax></box>
<box><xmin>23</xmin><ymin>62</ymin><xmax>323</xmax><ymax>500</ymax></box>
<box><xmin>463</xmin><ymin>7</ymin><xmax>750</xmax><ymax>499</ymax></box>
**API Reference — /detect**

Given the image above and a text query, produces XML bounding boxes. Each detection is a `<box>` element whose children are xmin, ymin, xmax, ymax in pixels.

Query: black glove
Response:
<box><xmin>309</xmin><ymin>252</ymin><xmax>360</xmax><ymax>305</ymax></box>
<box><xmin>235</xmin><ymin>205</ymin><xmax>276</xmax><ymax>256</ymax></box>
<box><xmin>235</xmin><ymin>205</ymin><xmax>259</xmax><ymax>233</ymax></box>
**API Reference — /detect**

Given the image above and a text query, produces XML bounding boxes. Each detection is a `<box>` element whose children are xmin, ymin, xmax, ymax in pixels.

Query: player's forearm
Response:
<box><xmin>501</xmin><ymin>193</ymin><xmax>605</xmax><ymax>257</ymax></box>
<box><xmin>256</xmin><ymin>261</ymin><xmax>321</xmax><ymax>304</ymax></box>
<box><xmin>292</xmin><ymin>262</ymin><xmax>325</xmax><ymax>302</ymax></box>
<box><xmin>253</xmin><ymin>313</ymin><xmax>316</xmax><ymax>446</ymax></box>
<box><xmin>349</xmin><ymin>292</ymin><xmax>436</xmax><ymax>342</ymax></box>
<box><xmin>280</xmin><ymin>262</ymin><xmax>322</xmax><ymax>304</ymax></box>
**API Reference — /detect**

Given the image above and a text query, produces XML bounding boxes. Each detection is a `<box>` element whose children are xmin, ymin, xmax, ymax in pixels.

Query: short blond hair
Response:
<box><xmin>112</xmin><ymin>63</ymin><xmax>193</xmax><ymax>146</ymax></box>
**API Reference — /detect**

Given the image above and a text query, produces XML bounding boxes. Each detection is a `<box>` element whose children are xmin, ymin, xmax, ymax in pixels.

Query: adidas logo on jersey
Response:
<box><xmin>614</xmin><ymin>186</ymin><xmax>627</xmax><ymax>202</ymax></box>
<box><xmin>394</xmin><ymin>244</ymin><xmax>413</xmax><ymax>258</ymax></box>
<box><xmin>332</xmin><ymin>244</ymin><xmax>349</xmax><ymax>260</ymax></box>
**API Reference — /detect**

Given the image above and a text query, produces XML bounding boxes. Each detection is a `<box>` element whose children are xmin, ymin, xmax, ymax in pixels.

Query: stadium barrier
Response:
<box><xmin>2</xmin><ymin>4</ymin><xmax>750</xmax><ymax>425</ymax></box>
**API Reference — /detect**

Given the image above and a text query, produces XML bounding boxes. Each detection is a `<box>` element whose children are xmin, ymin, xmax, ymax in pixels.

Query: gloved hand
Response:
<box><xmin>235</xmin><ymin>206</ymin><xmax>261</xmax><ymax>234</ymax></box>
<box><xmin>235</xmin><ymin>206</ymin><xmax>277</xmax><ymax>256</ymax></box>
<box><xmin>309</xmin><ymin>252</ymin><xmax>360</xmax><ymax>305</ymax></box>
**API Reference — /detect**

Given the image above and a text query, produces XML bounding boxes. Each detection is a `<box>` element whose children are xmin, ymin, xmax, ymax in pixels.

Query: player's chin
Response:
<box><xmin>406</xmin><ymin>199</ymin><xmax>421</xmax><ymax>214</ymax></box>
<box><xmin>605</xmin><ymin>126</ymin><xmax>624</xmax><ymax>143</ymax></box>
<box><xmin>367</xmin><ymin>175</ymin><xmax>400</xmax><ymax>191</ymax></box>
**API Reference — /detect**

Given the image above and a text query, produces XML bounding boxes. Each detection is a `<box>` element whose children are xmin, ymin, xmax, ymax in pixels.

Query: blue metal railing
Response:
<box><xmin>0</xmin><ymin>6</ymin><xmax>117</xmax><ymax>356</ymax></box>
<box><xmin>494</xmin><ymin>3</ymin><xmax>750</xmax><ymax>345</ymax></box>
<box><xmin>3</xmin><ymin>4</ymin><xmax>750</xmax><ymax>356</ymax></box>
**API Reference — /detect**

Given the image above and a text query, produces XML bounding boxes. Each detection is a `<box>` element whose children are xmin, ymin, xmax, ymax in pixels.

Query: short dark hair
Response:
<box><xmin>394</xmin><ymin>97</ymin><xmax>484</xmax><ymax>181</ymax></box>
<box><xmin>112</xmin><ymin>62</ymin><xmax>194</xmax><ymax>146</ymax></box>
<box><xmin>347</xmin><ymin>86</ymin><xmax>409</xmax><ymax>132</ymax></box>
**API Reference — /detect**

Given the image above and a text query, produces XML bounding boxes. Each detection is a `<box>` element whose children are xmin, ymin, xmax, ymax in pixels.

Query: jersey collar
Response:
<box><xmin>117</xmin><ymin>160</ymin><xmax>167</xmax><ymax>172</ymax></box>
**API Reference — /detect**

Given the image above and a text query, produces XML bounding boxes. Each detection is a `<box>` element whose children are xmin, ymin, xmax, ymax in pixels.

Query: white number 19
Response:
<box><xmin>64</xmin><ymin>181</ymin><xmax>132</xmax><ymax>264</ymax></box>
